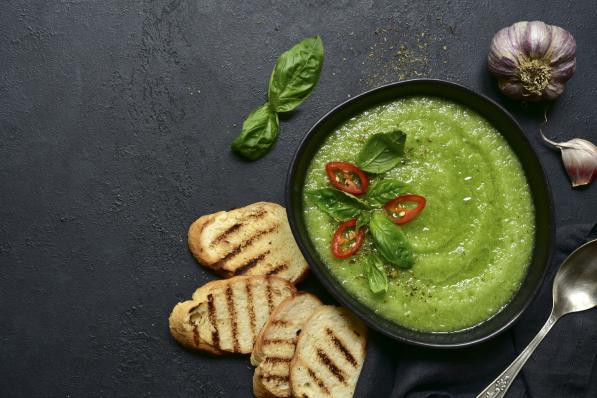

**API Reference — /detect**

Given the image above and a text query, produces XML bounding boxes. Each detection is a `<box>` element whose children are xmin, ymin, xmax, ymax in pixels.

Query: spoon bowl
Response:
<box><xmin>553</xmin><ymin>239</ymin><xmax>597</xmax><ymax>316</ymax></box>
<box><xmin>478</xmin><ymin>239</ymin><xmax>597</xmax><ymax>398</ymax></box>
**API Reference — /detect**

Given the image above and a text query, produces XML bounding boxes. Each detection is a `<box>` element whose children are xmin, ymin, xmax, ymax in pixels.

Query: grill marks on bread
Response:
<box><xmin>261</xmin><ymin>338</ymin><xmax>295</xmax><ymax>347</ymax></box>
<box><xmin>316</xmin><ymin>348</ymin><xmax>346</xmax><ymax>384</ymax></box>
<box><xmin>266</xmin><ymin>263</ymin><xmax>289</xmax><ymax>276</ymax></box>
<box><xmin>225</xmin><ymin>286</ymin><xmax>240</xmax><ymax>352</ymax></box>
<box><xmin>307</xmin><ymin>366</ymin><xmax>330</xmax><ymax>394</ymax></box>
<box><xmin>266</xmin><ymin>278</ymin><xmax>274</xmax><ymax>314</ymax></box>
<box><xmin>270</xmin><ymin>319</ymin><xmax>289</xmax><ymax>328</ymax></box>
<box><xmin>251</xmin><ymin>293</ymin><xmax>323</xmax><ymax>398</ymax></box>
<box><xmin>290</xmin><ymin>306</ymin><xmax>367</xmax><ymax>398</ymax></box>
<box><xmin>168</xmin><ymin>276</ymin><xmax>296</xmax><ymax>355</ymax></box>
<box><xmin>207</xmin><ymin>294</ymin><xmax>220</xmax><ymax>350</ymax></box>
<box><xmin>325</xmin><ymin>327</ymin><xmax>358</xmax><ymax>368</ymax></box>
<box><xmin>245</xmin><ymin>281</ymin><xmax>256</xmax><ymax>341</ymax></box>
<box><xmin>264</xmin><ymin>356</ymin><xmax>292</xmax><ymax>365</ymax></box>
<box><xmin>188</xmin><ymin>202</ymin><xmax>309</xmax><ymax>283</ymax></box>
<box><xmin>211</xmin><ymin>223</ymin><xmax>242</xmax><ymax>246</ymax></box>
<box><xmin>210</xmin><ymin>225</ymin><xmax>279</xmax><ymax>273</ymax></box>
<box><xmin>233</xmin><ymin>250</ymin><xmax>271</xmax><ymax>276</ymax></box>
<box><xmin>213</xmin><ymin>225</ymin><xmax>279</xmax><ymax>271</ymax></box>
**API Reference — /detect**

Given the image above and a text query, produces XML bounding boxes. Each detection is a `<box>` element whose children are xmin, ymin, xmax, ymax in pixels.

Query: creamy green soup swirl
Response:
<box><xmin>303</xmin><ymin>96</ymin><xmax>535</xmax><ymax>332</ymax></box>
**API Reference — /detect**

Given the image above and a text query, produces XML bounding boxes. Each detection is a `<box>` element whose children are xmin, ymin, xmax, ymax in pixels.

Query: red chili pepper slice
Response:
<box><xmin>384</xmin><ymin>194</ymin><xmax>426</xmax><ymax>225</ymax></box>
<box><xmin>325</xmin><ymin>162</ymin><xmax>369</xmax><ymax>195</ymax></box>
<box><xmin>331</xmin><ymin>219</ymin><xmax>365</xmax><ymax>259</ymax></box>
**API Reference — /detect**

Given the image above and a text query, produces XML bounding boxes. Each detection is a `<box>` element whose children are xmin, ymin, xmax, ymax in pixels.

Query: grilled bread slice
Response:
<box><xmin>169</xmin><ymin>275</ymin><xmax>296</xmax><ymax>355</ymax></box>
<box><xmin>290</xmin><ymin>306</ymin><xmax>367</xmax><ymax>398</ymax></box>
<box><xmin>251</xmin><ymin>293</ymin><xmax>323</xmax><ymax>398</ymax></box>
<box><xmin>188</xmin><ymin>202</ymin><xmax>309</xmax><ymax>284</ymax></box>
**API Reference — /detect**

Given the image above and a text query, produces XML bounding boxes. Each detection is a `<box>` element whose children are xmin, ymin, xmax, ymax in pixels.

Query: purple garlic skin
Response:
<box><xmin>488</xmin><ymin>21</ymin><xmax>576</xmax><ymax>101</ymax></box>
<box><xmin>541</xmin><ymin>132</ymin><xmax>597</xmax><ymax>188</ymax></box>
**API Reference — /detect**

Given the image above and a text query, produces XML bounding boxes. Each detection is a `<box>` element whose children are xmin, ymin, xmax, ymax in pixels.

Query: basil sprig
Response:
<box><xmin>305</xmin><ymin>188</ymin><xmax>367</xmax><ymax>221</ymax></box>
<box><xmin>356</xmin><ymin>130</ymin><xmax>406</xmax><ymax>173</ymax></box>
<box><xmin>231</xmin><ymin>36</ymin><xmax>324</xmax><ymax>160</ymax></box>
<box><xmin>268</xmin><ymin>36</ymin><xmax>324</xmax><ymax>113</ymax></box>
<box><xmin>306</xmin><ymin>177</ymin><xmax>414</xmax><ymax>295</ymax></box>
<box><xmin>365</xmin><ymin>253</ymin><xmax>389</xmax><ymax>294</ymax></box>
<box><xmin>369</xmin><ymin>211</ymin><xmax>414</xmax><ymax>269</ymax></box>
<box><xmin>230</xmin><ymin>104</ymin><xmax>279</xmax><ymax>160</ymax></box>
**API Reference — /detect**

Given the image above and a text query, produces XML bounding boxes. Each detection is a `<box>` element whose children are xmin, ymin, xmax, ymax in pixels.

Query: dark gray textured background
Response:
<box><xmin>1</xmin><ymin>1</ymin><xmax>596</xmax><ymax>397</ymax></box>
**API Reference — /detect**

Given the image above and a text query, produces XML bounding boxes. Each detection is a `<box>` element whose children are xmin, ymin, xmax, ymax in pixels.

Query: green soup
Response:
<box><xmin>303</xmin><ymin>96</ymin><xmax>535</xmax><ymax>332</ymax></box>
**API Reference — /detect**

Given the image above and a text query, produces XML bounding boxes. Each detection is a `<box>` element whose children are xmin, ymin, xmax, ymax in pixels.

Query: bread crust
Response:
<box><xmin>187</xmin><ymin>202</ymin><xmax>309</xmax><ymax>284</ymax></box>
<box><xmin>168</xmin><ymin>300</ymin><xmax>223</xmax><ymax>355</ymax></box>
<box><xmin>251</xmin><ymin>292</ymin><xmax>323</xmax><ymax>398</ymax></box>
<box><xmin>169</xmin><ymin>276</ymin><xmax>296</xmax><ymax>355</ymax></box>
<box><xmin>289</xmin><ymin>306</ymin><xmax>368</xmax><ymax>398</ymax></box>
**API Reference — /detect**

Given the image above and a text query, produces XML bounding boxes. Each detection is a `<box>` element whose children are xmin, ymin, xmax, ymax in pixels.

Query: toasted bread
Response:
<box><xmin>289</xmin><ymin>306</ymin><xmax>367</xmax><ymax>398</ymax></box>
<box><xmin>169</xmin><ymin>276</ymin><xmax>296</xmax><ymax>354</ymax></box>
<box><xmin>251</xmin><ymin>293</ymin><xmax>323</xmax><ymax>398</ymax></box>
<box><xmin>188</xmin><ymin>202</ymin><xmax>309</xmax><ymax>284</ymax></box>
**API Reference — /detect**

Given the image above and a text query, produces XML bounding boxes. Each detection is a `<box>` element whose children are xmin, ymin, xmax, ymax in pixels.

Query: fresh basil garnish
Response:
<box><xmin>366</xmin><ymin>179</ymin><xmax>408</xmax><ymax>206</ymax></box>
<box><xmin>365</xmin><ymin>253</ymin><xmax>389</xmax><ymax>294</ymax></box>
<box><xmin>305</xmin><ymin>188</ymin><xmax>366</xmax><ymax>221</ymax></box>
<box><xmin>369</xmin><ymin>211</ymin><xmax>413</xmax><ymax>268</ymax></box>
<box><xmin>231</xmin><ymin>104</ymin><xmax>279</xmax><ymax>160</ymax></box>
<box><xmin>355</xmin><ymin>210</ymin><xmax>372</xmax><ymax>230</ymax></box>
<box><xmin>356</xmin><ymin>130</ymin><xmax>406</xmax><ymax>173</ymax></box>
<box><xmin>268</xmin><ymin>36</ymin><xmax>324</xmax><ymax>113</ymax></box>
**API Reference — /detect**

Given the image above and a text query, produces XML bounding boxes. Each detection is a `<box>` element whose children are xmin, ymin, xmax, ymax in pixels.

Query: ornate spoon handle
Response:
<box><xmin>476</xmin><ymin>312</ymin><xmax>559</xmax><ymax>398</ymax></box>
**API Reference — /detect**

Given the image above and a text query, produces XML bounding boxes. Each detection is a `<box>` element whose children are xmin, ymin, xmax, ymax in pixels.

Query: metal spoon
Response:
<box><xmin>477</xmin><ymin>239</ymin><xmax>597</xmax><ymax>398</ymax></box>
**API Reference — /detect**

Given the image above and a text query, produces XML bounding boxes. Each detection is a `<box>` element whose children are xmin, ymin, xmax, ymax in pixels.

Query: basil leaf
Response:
<box><xmin>356</xmin><ymin>130</ymin><xmax>406</xmax><ymax>173</ymax></box>
<box><xmin>305</xmin><ymin>188</ymin><xmax>365</xmax><ymax>221</ymax></box>
<box><xmin>268</xmin><ymin>36</ymin><xmax>324</xmax><ymax>113</ymax></box>
<box><xmin>231</xmin><ymin>103</ymin><xmax>279</xmax><ymax>160</ymax></box>
<box><xmin>365</xmin><ymin>254</ymin><xmax>388</xmax><ymax>294</ymax></box>
<box><xmin>343</xmin><ymin>191</ymin><xmax>372</xmax><ymax>208</ymax></box>
<box><xmin>366</xmin><ymin>179</ymin><xmax>408</xmax><ymax>206</ymax></box>
<box><xmin>369</xmin><ymin>211</ymin><xmax>414</xmax><ymax>268</ymax></box>
<box><xmin>356</xmin><ymin>211</ymin><xmax>372</xmax><ymax>230</ymax></box>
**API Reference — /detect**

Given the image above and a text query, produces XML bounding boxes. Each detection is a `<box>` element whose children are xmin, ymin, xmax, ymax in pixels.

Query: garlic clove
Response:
<box><xmin>498</xmin><ymin>79</ymin><xmax>525</xmax><ymax>100</ymax></box>
<box><xmin>488</xmin><ymin>29</ymin><xmax>521</xmax><ymax>76</ymax></box>
<box><xmin>541</xmin><ymin>132</ymin><xmax>597</xmax><ymax>187</ymax></box>
<box><xmin>523</xmin><ymin>21</ymin><xmax>552</xmax><ymax>58</ymax></box>
<box><xmin>551</xmin><ymin>59</ymin><xmax>576</xmax><ymax>79</ymax></box>
<box><xmin>509</xmin><ymin>21</ymin><xmax>528</xmax><ymax>51</ymax></box>
<box><xmin>543</xmin><ymin>81</ymin><xmax>565</xmax><ymax>101</ymax></box>
<box><xmin>547</xmin><ymin>26</ymin><xmax>576</xmax><ymax>65</ymax></box>
<box><xmin>560</xmin><ymin>139</ymin><xmax>597</xmax><ymax>187</ymax></box>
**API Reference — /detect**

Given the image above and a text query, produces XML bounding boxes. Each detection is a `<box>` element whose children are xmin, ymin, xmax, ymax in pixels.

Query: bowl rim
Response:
<box><xmin>285</xmin><ymin>78</ymin><xmax>554</xmax><ymax>348</ymax></box>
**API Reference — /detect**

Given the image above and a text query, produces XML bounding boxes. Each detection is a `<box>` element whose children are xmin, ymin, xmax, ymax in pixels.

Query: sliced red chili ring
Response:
<box><xmin>331</xmin><ymin>219</ymin><xmax>365</xmax><ymax>259</ymax></box>
<box><xmin>325</xmin><ymin>161</ymin><xmax>369</xmax><ymax>195</ymax></box>
<box><xmin>384</xmin><ymin>194</ymin><xmax>426</xmax><ymax>225</ymax></box>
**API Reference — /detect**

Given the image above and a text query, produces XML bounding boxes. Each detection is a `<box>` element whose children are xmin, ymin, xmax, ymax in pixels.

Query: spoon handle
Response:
<box><xmin>476</xmin><ymin>312</ymin><xmax>559</xmax><ymax>398</ymax></box>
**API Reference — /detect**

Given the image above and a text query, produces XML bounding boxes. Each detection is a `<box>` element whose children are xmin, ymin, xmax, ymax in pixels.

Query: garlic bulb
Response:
<box><xmin>488</xmin><ymin>21</ymin><xmax>576</xmax><ymax>101</ymax></box>
<box><xmin>540</xmin><ymin>131</ymin><xmax>597</xmax><ymax>187</ymax></box>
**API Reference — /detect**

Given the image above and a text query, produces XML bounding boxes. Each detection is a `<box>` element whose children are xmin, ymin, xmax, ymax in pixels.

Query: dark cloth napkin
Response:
<box><xmin>357</xmin><ymin>223</ymin><xmax>597</xmax><ymax>398</ymax></box>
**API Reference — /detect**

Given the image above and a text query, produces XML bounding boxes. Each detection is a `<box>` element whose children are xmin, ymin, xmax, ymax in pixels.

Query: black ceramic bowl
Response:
<box><xmin>286</xmin><ymin>79</ymin><xmax>554</xmax><ymax>348</ymax></box>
